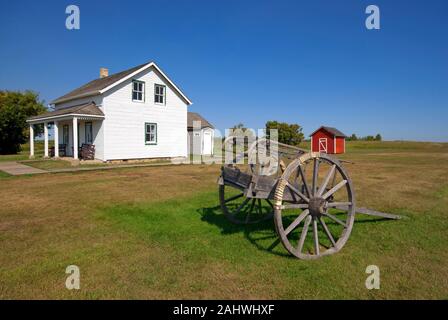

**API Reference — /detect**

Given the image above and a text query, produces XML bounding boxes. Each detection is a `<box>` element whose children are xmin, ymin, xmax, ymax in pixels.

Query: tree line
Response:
<box><xmin>347</xmin><ymin>133</ymin><xmax>382</xmax><ymax>141</ymax></box>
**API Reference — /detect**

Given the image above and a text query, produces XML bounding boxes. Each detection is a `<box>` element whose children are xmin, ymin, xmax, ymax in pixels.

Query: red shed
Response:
<box><xmin>310</xmin><ymin>126</ymin><xmax>347</xmax><ymax>154</ymax></box>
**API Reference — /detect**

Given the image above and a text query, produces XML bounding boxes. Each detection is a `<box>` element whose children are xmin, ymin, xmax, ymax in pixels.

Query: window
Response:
<box><xmin>63</xmin><ymin>125</ymin><xmax>69</xmax><ymax>144</ymax></box>
<box><xmin>85</xmin><ymin>122</ymin><xmax>93</xmax><ymax>144</ymax></box>
<box><xmin>132</xmin><ymin>80</ymin><xmax>145</xmax><ymax>102</ymax></box>
<box><xmin>154</xmin><ymin>84</ymin><xmax>165</xmax><ymax>104</ymax></box>
<box><xmin>145</xmin><ymin>123</ymin><xmax>157</xmax><ymax>144</ymax></box>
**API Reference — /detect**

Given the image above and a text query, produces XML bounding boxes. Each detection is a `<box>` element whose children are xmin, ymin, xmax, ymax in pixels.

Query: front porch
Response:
<box><xmin>26</xmin><ymin>102</ymin><xmax>105</xmax><ymax>160</ymax></box>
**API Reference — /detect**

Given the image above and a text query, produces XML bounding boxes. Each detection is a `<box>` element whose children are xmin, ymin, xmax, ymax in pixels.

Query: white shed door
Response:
<box><xmin>202</xmin><ymin>131</ymin><xmax>212</xmax><ymax>155</ymax></box>
<box><xmin>319</xmin><ymin>138</ymin><xmax>328</xmax><ymax>153</ymax></box>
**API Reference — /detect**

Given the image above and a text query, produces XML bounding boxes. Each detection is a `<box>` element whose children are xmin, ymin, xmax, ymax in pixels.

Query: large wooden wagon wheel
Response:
<box><xmin>219</xmin><ymin>184</ymin><xmax>274</xmax><ymax>224</ymax></box>
<box><xmin>273</xmin><ymin>153</ymin><xmax>356</xmax><ymax>260</ymax></box>
<box><xmin>219</xmin><ymin>138</ymin><xmax>280</xmax><ymax>224</ymax></box>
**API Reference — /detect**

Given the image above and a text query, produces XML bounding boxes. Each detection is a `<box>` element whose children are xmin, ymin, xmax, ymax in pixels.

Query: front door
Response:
<box><xmin>85</xmin><ymin>122</ymin><xmax>93</xmax><ymax>144</ymax></box>
<box><xmin>319</xmin><ymin>138</ymin><xmax>328</xmax><ymax>153</ymax></box>
<box><xmin>202</xmin><ymin>131</ymin><xmax>212</xmax><ymax>155</ymax></box>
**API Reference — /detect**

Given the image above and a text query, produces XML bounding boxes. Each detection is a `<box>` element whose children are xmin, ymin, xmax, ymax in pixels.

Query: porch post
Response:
<box><xmin>29</xmin><ymin>124</ymin><xmax>34</xmax><ymax>158</ymax></box>
<box><xmin>73</xmin><ymin>117</ymin><xmax>78</xmax><ymax>159</ymax></box>
<box><xmin>54</xmin><ymin>121</ymin><xmax>59</xmax><ymax>158</ymax></box>
<box><xmin>44</xmin><ymin>122</ymin><xmax>49</xmax><ymax>158</ymax></box>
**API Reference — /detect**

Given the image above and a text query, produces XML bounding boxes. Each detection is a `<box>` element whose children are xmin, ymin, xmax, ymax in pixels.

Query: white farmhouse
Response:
<box><xmin>27</xmin><ymin>61</ymin><xmax>214</xmax><ymax>161</ymax></box>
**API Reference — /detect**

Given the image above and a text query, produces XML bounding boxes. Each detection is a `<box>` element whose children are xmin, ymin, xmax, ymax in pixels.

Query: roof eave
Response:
<box><xmin>27</xmin><ymin>113</ymin><xmax>105</xmax><ymax>123</ymax></box>
<box><xmin>50</xmin><ymin>91</ymin><xmax>101</xmax><ymax>105</ymax></box>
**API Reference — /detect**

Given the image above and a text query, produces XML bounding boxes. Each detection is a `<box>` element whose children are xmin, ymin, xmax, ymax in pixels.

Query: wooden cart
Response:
<box><xmin>218</xmin><ymin>139</ymin><xmax>401</xmax><ymax>260</ymax></box>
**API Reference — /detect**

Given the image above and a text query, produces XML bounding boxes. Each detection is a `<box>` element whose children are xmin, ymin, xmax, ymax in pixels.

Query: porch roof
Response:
<box><xmin>27</xmin><ymin>102</ymin><xmax>105</xmax><ymax>123</ymax></box>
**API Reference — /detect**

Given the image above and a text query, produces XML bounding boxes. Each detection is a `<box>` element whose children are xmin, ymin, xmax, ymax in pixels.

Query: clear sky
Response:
<box><xmin>0</xmin><ymin>0</ymin><xmax>447</xmax><ymax>141</ymax></box>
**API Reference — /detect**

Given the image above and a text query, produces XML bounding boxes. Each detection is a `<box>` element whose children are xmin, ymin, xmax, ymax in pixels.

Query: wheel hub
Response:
<box><xmin>309</xmin><ymin>197</ymin><xmax>326</xmax><ymax>217</ymax></box>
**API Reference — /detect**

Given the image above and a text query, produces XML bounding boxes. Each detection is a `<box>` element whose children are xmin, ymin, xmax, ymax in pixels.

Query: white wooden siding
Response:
<box><xmin>102</xmin><ymin>66</ymin><xmax>188</xmax><ymax>160</ymax></box>
<box><xmin>187</xmin><ymin>127</ymin><xmax>214</xmax><ymax>155</ymax></box>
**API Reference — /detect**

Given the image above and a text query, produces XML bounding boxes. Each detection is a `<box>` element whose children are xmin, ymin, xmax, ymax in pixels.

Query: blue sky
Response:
<box><xmin>0</xmin><ymin>0</ymin><xmax>447</xmax><ymax>141</ymax></box>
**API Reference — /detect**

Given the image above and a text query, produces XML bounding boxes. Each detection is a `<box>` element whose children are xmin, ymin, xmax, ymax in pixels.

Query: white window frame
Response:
<box><xmin>145</xmin><ymin>123</ymin><xmax>157</xmax><ymax>145</ymax></box>
<box><xmin>154</xmin><ymin>84</ymin><xmax>166</xmax><ymax>105</ymax></box>
<box><xmin>132</xmin><ymin>80</ymin><xmax>145</xmax><ymax>102</ymax></box>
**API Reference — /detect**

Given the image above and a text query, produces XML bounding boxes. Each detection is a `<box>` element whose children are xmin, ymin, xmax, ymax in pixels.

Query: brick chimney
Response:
<box><xmin>100</xmin><ymin>68</ymin><xmax>109</xmax><ymax>78</ymax></box>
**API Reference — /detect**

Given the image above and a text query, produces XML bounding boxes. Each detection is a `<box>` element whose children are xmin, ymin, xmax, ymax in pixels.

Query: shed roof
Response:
<box><xmin>310</xmin><ymin>126</ymin><xmax>347</xmax><ymax>138</ymax></box>
<box><xmin>27</xmin><ymin>102</ymin><xmax>104</xmax><ymax>122</ymax></box>
<box><xmin>187</xmin><ymin>112</ymin><xmax>214</xmax><ymax>129</ymax></box>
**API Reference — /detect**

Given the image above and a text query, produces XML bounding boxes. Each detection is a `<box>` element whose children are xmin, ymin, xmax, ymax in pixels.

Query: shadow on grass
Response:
<box><xmin>198</xmin><ymin>204</ymin><xmax>291</xmax><ymax>258</ymax></box>
<box><xmin>198</xmin><ymin>204</ymin><xmax>396</xmax><ymax>258</ymax></box>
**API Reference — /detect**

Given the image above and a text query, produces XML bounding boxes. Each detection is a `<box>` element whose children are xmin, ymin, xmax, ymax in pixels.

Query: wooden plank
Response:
<box><xmin>356</xmin><ymin>207</ymin><xmax>404</xmax><ymax>220</ymax></box>
<box><xmin>334</xmin><ymin>205</ymin><xmax>403</xmax><ymax>220</ymax></box>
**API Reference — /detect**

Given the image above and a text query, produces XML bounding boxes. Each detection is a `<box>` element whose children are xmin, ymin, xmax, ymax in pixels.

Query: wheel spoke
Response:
<box><xmin>312</xmin><ymin>159</ymin><xmax>320</xmax><ymax>196</ymax></box>
<box><xmin>245</xmin><ymin>199</ymin><xmax>256</xmax><ymax>223</ymax></box>
<box><xmin>298</xmin><ymin>166</ymin><xmax>311</xmax><ymax>197</ymax></box>
<box><xmin>297</xmin><ymin>215</ymin><xmax>312</xmax><ymax>254</ymax></box>
<box><xmin>318</xmin><ymin>217</ymin><xmax>337</xmax><ymax>247</ymax></box>
<box><xmin>322</xmin><ymin>180</ymin><xmax>347</xmax><ymax>200</ymax></box>
<box><xmin>286</xmin><ymin>182</ymin><xmax>310</xmax><ymax>203</ymax></box>
<box><xmin>284</xmin><ymin>209</ymin><xmax>310</xmax><ymax>236</ymax></box>
<box><xmin>312</xmin><ymin>217</ymin><xmax>320</xmax><ymax>255</ymax></box>
<box><xmin>225</xmin><ymin>193</ymin><xmax>244</xmax><ymax>203</ymax></box>
<box><xmin>317</xmin><ymin>165</ymin><xmax>336</xmax><ymax>197</ymax></box>
<box><xmin>265</xmin><ymin>199</ymin><xmax>274</xmax><ymax>208</ymax></box>
<box><xmin>322</xmin><ymin>212</ymin><xmax>347</xmax><ymax>227</ymax></box>
<box><xmin>235</xmin><ymin>197</ymin><xmax>251</xmax><ymax>215</ymax></box>
<box><xmin>281</xmin><ymin>203</ymin><xmax>309</xmax><ymax>210</ymax></box>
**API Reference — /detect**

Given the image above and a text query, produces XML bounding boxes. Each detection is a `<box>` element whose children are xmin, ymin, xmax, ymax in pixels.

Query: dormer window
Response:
<box><xmin>132</xmin><ymin>80</ymin><xmax>145</xmax><ymax>102</ymax></box>
<box><xmin>154</xmin><ymin>84</ymin><xmax>166</xmax><ymax>104</ymax></box>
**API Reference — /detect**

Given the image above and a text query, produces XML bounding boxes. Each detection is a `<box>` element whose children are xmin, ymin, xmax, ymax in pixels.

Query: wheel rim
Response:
<box><xmin>273</xmin><ymin>153</ymin><xmax>355</xmax><ymax>259</ymax></box>
<box><xmin>219</xmin><ymin>184</ymin><xmax>274</xmax><ymax>224</ymax></box>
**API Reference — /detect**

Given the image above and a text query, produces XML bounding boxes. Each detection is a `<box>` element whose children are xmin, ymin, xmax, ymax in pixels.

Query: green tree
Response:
<box><xmin>229</xmin><ymin>123</ymin><xmax>255</xmax><ymax>138</ymax></box>
<box><xmin>375</xmin><ymin>134</ymin><xmax>382</xmax><ymax>141</ymax></box>
<box><xmin>265</xmin><ymin>120</ymin><xmax>304</xmax><ymax>146</ymax></box>
<box><xmin>348</xmin><ymin>133</ymin><xmax>358</xmax><ymax>141</ymax></box>
<box><xmin>0</xmin><ymin>90</ymin><xmax>47</xmax><ymax>154</ymax></box>
<box><xmin>232</xmin><ymin>123</ymin><xmax>245</xmax><ymax>130</ymax></box>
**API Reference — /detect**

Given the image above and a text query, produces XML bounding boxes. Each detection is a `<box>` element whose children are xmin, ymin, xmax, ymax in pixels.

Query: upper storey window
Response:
<box><xmin>132</xmin><ymin>80</ymin><xmax>145</xmax><ymax>102</ymax></box>
<box><xmin>154</xmin><ymin>84</ymin><xmax>166</xmax><ymax>105</ymax></box>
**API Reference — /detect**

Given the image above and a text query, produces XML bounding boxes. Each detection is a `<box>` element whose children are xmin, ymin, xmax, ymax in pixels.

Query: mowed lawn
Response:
<box><xmin>0</xmin><ymin>141</ymin><xmax>448</xmax><ymax>299</ymax></box>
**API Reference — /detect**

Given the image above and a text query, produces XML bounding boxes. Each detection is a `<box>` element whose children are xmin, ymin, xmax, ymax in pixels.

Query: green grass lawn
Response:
<box><xmin>0</xmin><ymin>141</ymin><xmax>447</xmax><ymax>299</ymax></box>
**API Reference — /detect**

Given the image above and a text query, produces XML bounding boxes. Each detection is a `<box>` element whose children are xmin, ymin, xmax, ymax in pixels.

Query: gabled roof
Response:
<box><xmin>27</xmin><ymin>102</ymin><xmax>104</xmax><ymax>122</ymax></box>
<box><xmin>51</xmin><ymin>61</ymin><xmax>192</xmax><ymax>105</ymax></box>
<box><xmin>310</xmin><ymin>126</ymin><xmax>347</xmax><ymax>137</ymax></box>
<box><xmin>187</xmin><ymin>112</ymin><xmax>214</xmax><ymax>129</ymax></box>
